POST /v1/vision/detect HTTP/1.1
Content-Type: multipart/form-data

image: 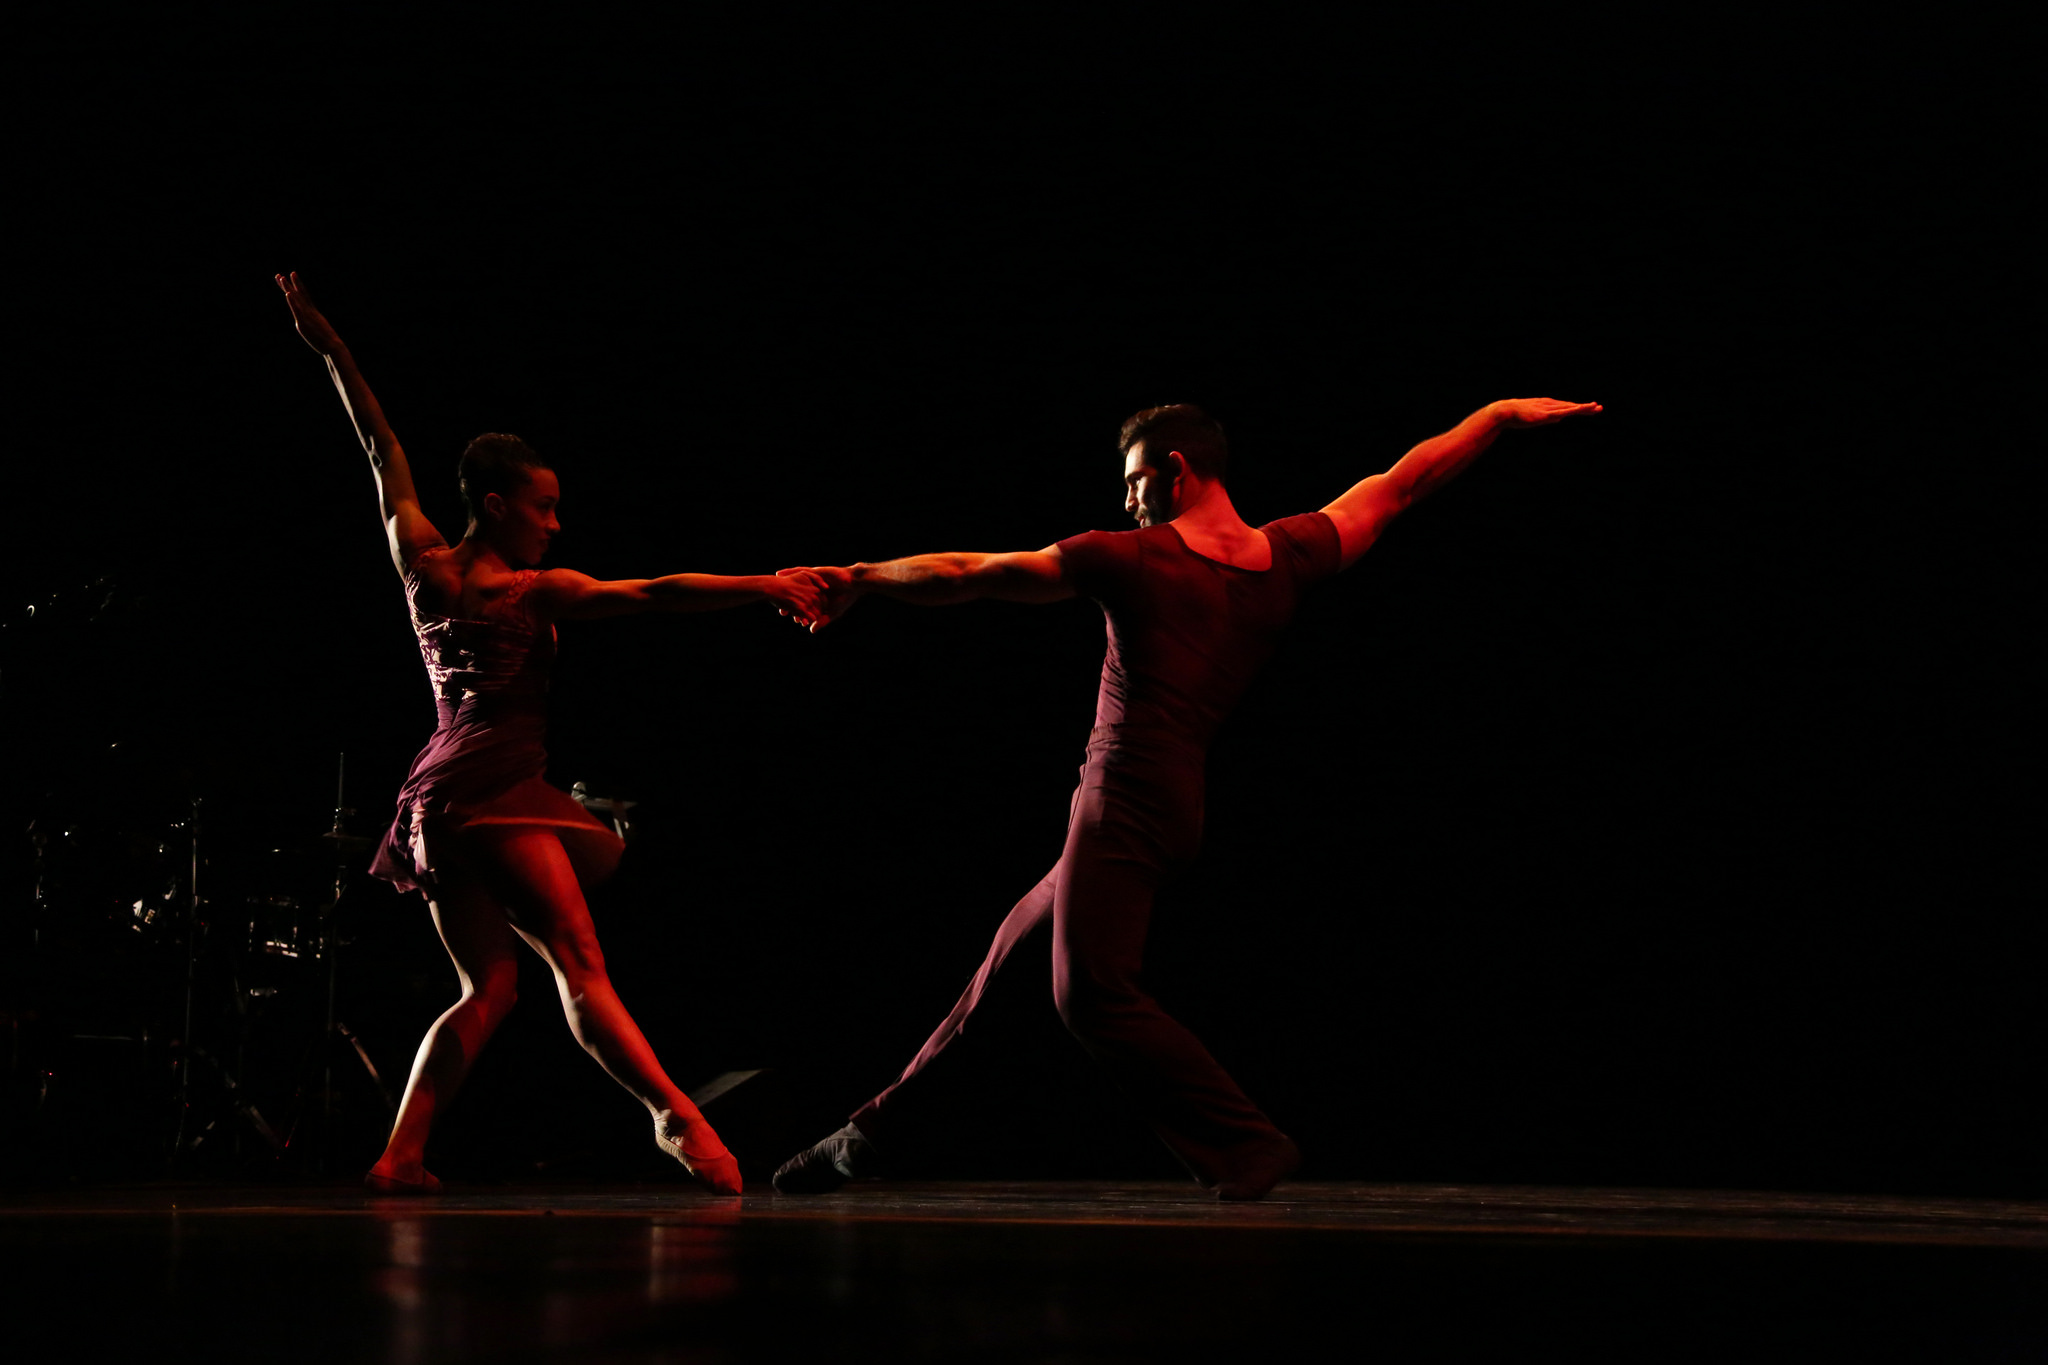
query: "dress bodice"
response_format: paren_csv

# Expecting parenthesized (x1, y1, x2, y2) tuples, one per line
(372, 552, 618, 897)
(404, 553, 555, 711)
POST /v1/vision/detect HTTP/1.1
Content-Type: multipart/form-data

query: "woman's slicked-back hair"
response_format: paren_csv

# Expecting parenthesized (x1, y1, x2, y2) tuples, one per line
(1117, 404, 1229, 482)
(458, 433, 551, 524)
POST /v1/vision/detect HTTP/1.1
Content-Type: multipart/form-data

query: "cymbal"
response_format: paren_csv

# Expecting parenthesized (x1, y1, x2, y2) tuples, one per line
(318, 830, 373, 851)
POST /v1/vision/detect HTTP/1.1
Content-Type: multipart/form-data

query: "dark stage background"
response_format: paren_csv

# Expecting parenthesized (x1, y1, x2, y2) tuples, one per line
(7, 21, 2034, 1194)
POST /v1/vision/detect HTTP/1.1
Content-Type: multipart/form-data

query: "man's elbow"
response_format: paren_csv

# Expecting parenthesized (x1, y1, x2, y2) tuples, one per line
(1371, 476, 1416, 519)
(933, 554, 997, 594)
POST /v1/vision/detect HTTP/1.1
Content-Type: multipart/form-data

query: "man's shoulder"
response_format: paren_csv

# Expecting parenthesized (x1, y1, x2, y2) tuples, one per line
(1058, 524, 1153, 543)
(1057, 524, 1160, 556)
(1259, 511, 1336, 537)
(1259, 512, 1342, 577)
(1056, 525, 1158, 593)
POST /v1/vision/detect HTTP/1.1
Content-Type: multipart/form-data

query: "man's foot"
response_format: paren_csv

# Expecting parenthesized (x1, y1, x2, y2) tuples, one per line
(1214, 1134, 1300, 1202)
(654, 1109, 743, 1195)
(772, 1123, 881, 1193)
(364, 1161, 443, 1195)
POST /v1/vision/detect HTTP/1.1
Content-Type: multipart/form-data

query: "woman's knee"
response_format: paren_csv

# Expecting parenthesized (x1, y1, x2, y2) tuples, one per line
(465, 964, 520, 1024)
(547, 931, 608, 992)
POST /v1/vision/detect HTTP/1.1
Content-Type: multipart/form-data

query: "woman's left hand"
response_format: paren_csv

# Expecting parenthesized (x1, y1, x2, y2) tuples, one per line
(769, 568, 830, 628)
(276, 270, 345, 355)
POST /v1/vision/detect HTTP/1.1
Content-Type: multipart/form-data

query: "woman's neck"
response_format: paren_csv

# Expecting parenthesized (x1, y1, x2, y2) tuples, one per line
(456, 531, 519, 572)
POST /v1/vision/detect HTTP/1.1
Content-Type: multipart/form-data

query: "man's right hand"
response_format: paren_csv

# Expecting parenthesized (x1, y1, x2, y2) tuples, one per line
(1488, 397, 1603, 427)
(778, 565, 860, 632)
(276, 270, 345, 356)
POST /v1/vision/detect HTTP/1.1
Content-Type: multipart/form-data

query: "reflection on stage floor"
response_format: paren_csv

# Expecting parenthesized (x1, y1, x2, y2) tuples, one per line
(4, 1181, 2040, 1361)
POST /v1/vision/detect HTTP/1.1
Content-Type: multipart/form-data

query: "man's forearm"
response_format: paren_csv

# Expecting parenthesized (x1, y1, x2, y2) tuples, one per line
(848, 554, 992, 606)
(1384, 403, 1509, 507)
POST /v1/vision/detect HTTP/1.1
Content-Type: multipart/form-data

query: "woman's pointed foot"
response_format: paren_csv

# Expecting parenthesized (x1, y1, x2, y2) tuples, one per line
(1214, 1134, 1301, 1202)
(364, 1162, 443, 1195)
(654, 1109, 743, 1195)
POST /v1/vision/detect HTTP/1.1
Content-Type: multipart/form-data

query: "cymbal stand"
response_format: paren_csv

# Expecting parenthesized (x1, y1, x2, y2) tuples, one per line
(170, 795, 203, 1162)
(303, 753, 395, 1173)
(320, 754, 350, 1149)
(569, 781, 637, 840)
(164, 794, 285, 1166)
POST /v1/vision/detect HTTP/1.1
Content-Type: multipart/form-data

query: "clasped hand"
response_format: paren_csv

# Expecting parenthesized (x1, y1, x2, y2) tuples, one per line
(775, 565, 858, 633)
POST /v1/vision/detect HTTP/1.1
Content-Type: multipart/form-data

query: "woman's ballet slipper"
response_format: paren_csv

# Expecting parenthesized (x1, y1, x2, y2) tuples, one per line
(364, 1166, 443, 1195)
(654, 1108, 743, 1195)
(1214, 1134, 1300, 1202)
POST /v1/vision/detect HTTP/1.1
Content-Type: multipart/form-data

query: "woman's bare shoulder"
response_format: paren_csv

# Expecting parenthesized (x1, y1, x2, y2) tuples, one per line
(406, 546, 468, 617)
(455, 558, 538, 620)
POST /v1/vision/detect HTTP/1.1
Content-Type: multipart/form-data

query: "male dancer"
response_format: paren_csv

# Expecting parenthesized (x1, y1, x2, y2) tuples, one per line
(775, 397, 1600, 1199)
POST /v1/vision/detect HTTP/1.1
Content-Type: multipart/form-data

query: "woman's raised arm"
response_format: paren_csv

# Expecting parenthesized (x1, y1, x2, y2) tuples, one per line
(277, 272, 448, 574)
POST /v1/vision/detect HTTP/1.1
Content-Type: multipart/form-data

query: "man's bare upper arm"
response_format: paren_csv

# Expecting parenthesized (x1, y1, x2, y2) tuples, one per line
(1320, 475, 1406, 570)
(981, 546, 1076, 602)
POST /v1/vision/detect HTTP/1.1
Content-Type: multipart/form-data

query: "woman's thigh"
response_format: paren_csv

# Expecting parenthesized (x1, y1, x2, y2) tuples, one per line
(426, 878, 521, 995)
(468, 826, 604, 977)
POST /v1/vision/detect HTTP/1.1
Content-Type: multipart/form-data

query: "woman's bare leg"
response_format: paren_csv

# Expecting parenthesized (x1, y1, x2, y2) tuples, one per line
(478, 827, 738, 1190)
(369, 879, 521, 1187)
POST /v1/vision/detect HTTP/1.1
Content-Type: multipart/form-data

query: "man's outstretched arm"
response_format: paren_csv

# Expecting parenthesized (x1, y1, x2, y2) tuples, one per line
(782, 547, 1074, 631)
(1320, 398, 1601, 569)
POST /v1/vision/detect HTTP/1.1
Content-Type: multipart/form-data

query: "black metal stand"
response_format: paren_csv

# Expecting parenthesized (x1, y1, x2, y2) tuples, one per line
(169, 795, 203, 1162)
(297, 753, 395, 1173)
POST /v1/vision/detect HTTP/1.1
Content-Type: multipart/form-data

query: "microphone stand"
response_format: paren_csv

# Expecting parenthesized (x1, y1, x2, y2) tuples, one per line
(170, 794, 203, 1164)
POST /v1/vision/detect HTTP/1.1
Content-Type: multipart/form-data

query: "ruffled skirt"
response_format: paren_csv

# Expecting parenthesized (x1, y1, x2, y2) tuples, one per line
(369, 707, 624, 897)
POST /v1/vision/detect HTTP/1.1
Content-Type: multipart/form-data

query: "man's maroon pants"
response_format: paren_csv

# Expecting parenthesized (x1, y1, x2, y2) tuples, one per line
(852, 727, 1288, 1186)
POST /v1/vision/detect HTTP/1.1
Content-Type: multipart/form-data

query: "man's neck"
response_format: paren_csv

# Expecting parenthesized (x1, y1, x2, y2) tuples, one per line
(1168, 480, 1270, 567)
(1171, 479, 1252, 537)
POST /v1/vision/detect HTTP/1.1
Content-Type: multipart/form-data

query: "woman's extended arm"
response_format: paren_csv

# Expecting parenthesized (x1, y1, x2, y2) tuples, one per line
(529, 569, 828, 624)
(276, 272, 448, 574)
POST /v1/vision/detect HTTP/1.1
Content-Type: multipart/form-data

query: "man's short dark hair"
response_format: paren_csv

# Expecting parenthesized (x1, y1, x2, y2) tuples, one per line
(1117, 405, 1229, 482)
(458, 433, 551, 524)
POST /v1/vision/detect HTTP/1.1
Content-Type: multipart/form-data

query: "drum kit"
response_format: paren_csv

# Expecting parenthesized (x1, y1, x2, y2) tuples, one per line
(15, 754, 400, 1175)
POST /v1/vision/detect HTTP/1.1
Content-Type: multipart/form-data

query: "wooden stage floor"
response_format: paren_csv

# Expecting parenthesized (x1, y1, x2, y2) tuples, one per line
(3, 1180, 2041, 1361)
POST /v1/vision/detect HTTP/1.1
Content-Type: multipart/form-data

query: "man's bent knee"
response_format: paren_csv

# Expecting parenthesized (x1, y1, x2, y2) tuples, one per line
(1054, 977, 1142, 1042)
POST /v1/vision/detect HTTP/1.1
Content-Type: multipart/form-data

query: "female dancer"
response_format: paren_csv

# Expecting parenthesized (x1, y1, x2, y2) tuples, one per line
(277, 272, 821, 1195)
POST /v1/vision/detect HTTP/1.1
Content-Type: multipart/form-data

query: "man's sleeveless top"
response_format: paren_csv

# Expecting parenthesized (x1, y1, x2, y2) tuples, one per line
(1056, 513, 1342, 754)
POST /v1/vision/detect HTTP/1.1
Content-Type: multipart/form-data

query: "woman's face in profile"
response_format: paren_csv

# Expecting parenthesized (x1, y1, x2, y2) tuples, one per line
(487, 468, 561, 566)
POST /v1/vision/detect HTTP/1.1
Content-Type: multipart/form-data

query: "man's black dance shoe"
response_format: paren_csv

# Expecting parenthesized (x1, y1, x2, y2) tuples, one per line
(1214, 1134, 1301, 1202)
(772, 1123, 881, 1193)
